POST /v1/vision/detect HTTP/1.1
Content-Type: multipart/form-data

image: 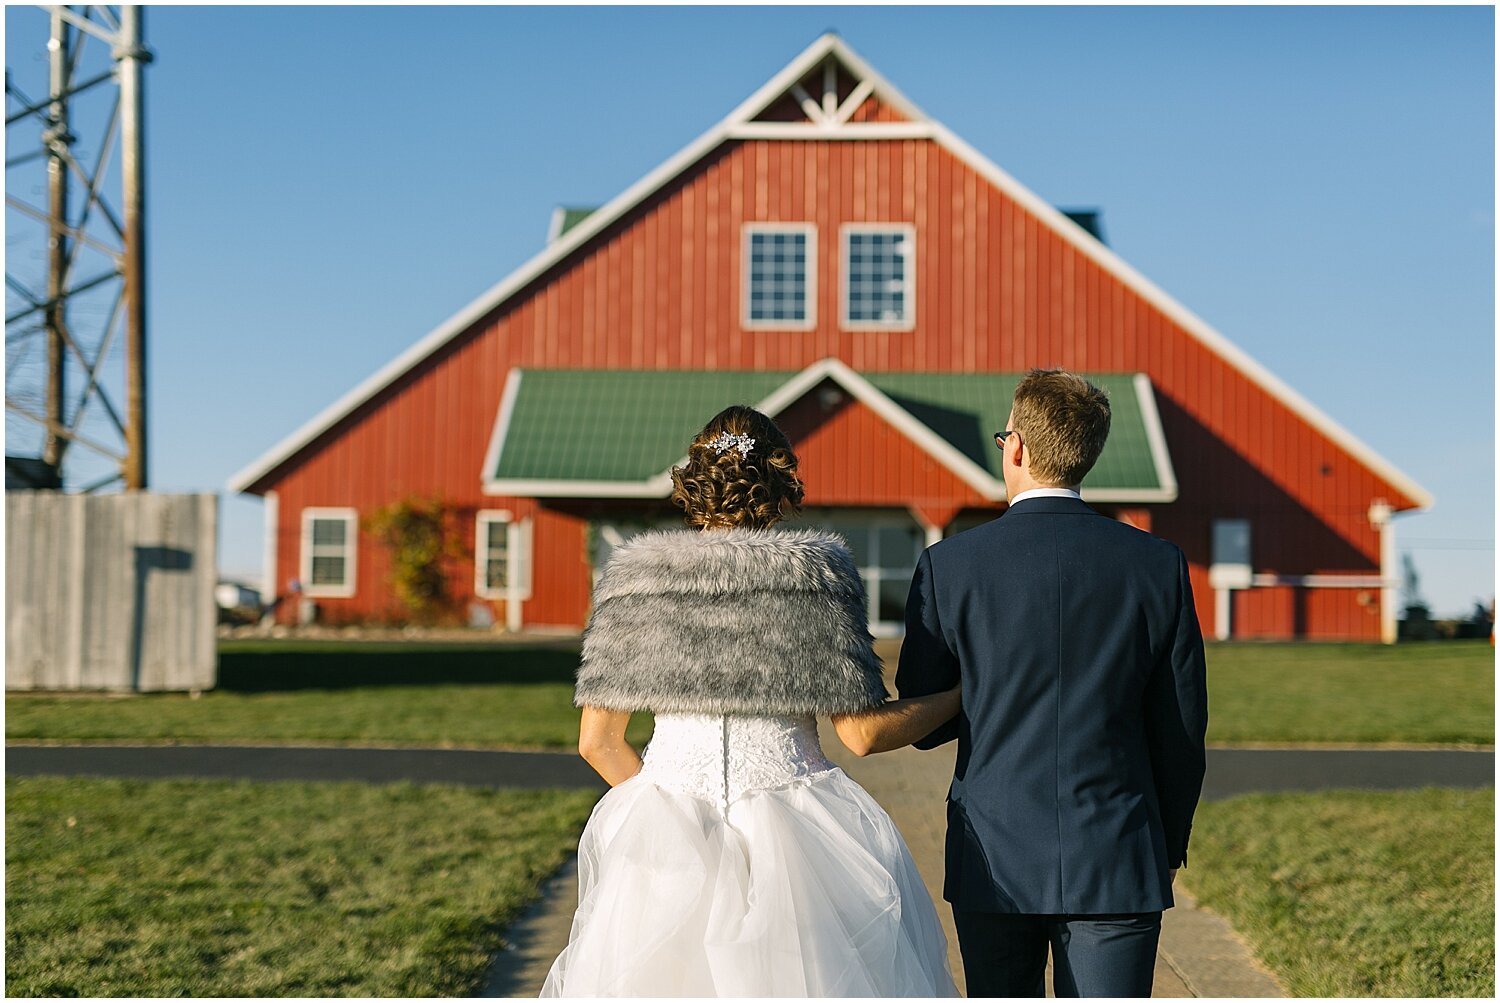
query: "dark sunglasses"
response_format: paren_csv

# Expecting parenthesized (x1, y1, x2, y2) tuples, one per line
(993, 430, 1017, 450)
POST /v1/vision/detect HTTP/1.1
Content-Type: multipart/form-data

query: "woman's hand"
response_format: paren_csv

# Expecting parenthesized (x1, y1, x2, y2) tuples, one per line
(831, 682, 962, 757)
(578, 706, 643, 786)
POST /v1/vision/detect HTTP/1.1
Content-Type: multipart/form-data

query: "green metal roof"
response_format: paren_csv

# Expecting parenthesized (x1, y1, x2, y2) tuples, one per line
(1058, 209, 1106, 245)
(493, 370, 789, 482)
(488, 367, 1170, 497)
(864, 372, 1151, 491)
(556, 207, 598, 239)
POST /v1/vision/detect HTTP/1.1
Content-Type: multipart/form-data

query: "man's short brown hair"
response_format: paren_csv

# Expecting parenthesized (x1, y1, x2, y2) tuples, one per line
(1010, 369, 1112, 487)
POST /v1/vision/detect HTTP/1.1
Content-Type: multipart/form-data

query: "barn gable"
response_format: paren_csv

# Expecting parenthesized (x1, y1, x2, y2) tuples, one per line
(746, 45, 913, 127)
(228, 32, 1428, 520)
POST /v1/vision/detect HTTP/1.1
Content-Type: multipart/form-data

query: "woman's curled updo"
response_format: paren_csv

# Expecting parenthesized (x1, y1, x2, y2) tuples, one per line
(670, 406, 805, 530)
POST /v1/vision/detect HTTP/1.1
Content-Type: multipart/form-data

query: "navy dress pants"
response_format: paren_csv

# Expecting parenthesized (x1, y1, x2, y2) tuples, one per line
(953, 909, 1163, 998)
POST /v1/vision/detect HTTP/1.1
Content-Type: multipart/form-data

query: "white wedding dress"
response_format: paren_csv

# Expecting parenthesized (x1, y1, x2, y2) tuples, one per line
(540, 712, 959, 997)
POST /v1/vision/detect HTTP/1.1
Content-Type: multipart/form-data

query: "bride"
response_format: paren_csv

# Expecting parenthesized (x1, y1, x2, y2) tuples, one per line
(540, 405, 961, 997)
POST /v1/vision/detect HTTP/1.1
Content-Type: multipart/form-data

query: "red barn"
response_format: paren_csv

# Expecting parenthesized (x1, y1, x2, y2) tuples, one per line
(229, 34, 1430, 642)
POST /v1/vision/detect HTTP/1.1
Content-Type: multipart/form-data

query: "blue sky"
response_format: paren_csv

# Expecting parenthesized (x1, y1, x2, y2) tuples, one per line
(5, 5, 1493, 616)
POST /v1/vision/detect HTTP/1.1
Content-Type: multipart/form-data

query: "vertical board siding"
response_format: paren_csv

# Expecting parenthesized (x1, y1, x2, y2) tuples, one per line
(259, 138, 1406, 639)
(777, 392, 988, 519)
(7, 492, 218, 691)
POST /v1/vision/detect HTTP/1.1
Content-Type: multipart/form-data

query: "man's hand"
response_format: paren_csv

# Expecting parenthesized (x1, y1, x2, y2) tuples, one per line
(1169, 868, 1179, 886)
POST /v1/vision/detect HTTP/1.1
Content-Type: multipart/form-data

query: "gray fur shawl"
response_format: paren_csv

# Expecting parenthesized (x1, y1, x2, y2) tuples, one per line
(574, 527, 887, 716)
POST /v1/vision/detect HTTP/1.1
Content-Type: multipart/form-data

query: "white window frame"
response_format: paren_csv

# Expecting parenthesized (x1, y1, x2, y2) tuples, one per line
(798, 508, 924, 637)
(742, 222, 817, 331)
(300, 507, 358, 599)
(475, 509, 533, 601)
(840, 223, 916, 332)
(589, 518, 683, 588)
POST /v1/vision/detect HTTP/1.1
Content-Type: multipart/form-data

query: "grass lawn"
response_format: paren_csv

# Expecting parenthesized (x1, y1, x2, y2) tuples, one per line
(6, 640, 654, 749)
(1181, 787, 1494, 997)
(1203, 641, 1493, 746)
(5, 638, 1491, 749)
(6, 776, 599, 996)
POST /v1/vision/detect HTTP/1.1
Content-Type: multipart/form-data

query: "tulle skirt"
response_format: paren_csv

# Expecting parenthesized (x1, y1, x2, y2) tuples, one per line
(539, 766, 958, 997)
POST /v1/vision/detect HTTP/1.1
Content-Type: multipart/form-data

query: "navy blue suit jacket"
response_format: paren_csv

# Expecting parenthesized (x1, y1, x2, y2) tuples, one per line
(896, 495, 1208, 915)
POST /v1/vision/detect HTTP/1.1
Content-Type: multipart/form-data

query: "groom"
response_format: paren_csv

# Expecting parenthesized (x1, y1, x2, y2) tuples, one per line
(896, 369, 1208, 998)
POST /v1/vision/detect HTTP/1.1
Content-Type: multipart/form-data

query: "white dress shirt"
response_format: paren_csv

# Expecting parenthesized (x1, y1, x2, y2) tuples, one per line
(1007, 487, 1082, 505)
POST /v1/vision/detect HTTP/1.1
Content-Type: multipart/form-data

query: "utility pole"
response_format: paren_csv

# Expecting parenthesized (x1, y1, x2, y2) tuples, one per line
(43, 7, 71, 474)
(119, 4, 147, 489)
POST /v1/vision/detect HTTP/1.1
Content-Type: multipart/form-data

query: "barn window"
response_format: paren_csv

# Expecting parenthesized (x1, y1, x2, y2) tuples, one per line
(301, 508, 357, 598)
(802, 509, 923, 637)
(841, 224, 914, 330)
(476, 510, 532, 601)
(743, 223, 816, 330)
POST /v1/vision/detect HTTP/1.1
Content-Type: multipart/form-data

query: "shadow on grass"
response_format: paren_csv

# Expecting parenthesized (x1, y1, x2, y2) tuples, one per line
(217, 643, 582, 693)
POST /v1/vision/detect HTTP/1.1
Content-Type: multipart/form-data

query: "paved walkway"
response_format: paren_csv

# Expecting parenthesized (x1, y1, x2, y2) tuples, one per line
(1200, 747, 1494, 799)
(9, 742, 1491, 796)
(479, 725, 1292, 998)
(12, 741, 1489, 997)
(4, 743, 607, 789)
(813, 723, 1287, 997)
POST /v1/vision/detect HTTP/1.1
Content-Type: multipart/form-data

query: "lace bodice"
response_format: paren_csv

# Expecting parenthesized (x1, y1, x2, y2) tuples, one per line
(639, 713, 836, 809)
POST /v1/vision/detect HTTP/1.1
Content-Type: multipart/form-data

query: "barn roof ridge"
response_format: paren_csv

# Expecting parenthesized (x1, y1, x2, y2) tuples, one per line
(226, 33, 1431, 511)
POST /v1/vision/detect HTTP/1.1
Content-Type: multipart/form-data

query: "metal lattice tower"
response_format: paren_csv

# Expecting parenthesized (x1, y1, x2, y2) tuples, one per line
(5, 5, 150, 491)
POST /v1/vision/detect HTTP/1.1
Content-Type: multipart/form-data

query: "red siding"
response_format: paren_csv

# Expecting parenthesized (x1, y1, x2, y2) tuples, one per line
(1234, 584, 1383, 642)
(847, 93, 909, 124)
(260, 138, 1413, 639)
(778, 389, 988, 529)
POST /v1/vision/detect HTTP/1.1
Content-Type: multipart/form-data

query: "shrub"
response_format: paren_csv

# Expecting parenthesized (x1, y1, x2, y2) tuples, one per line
(364, 496, 468, 626)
